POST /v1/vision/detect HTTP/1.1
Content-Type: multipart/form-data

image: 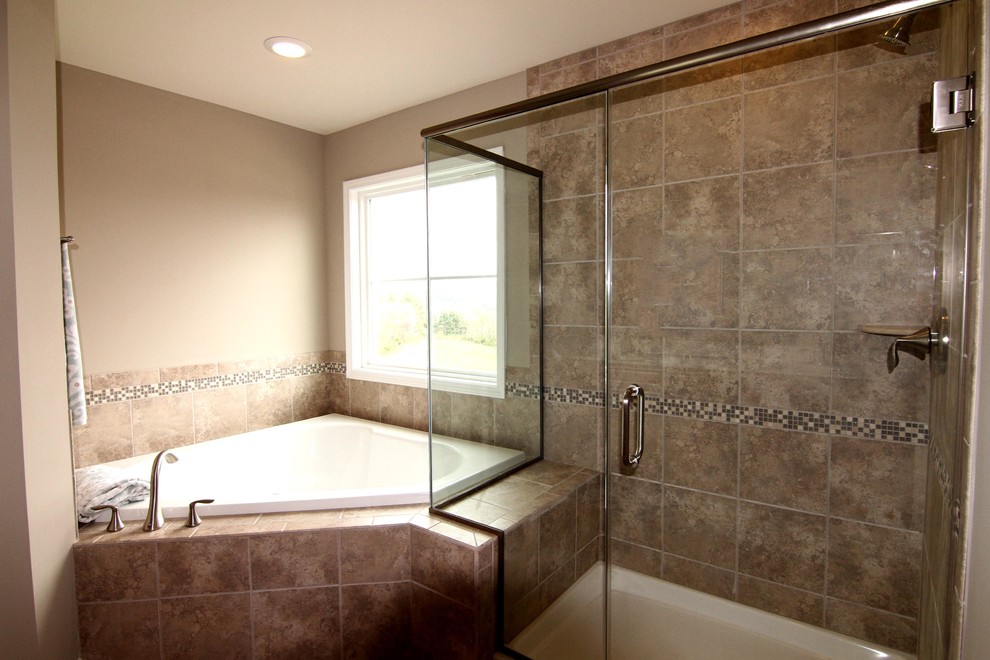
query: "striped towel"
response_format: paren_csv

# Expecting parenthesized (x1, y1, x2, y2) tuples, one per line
(75, 464, 149, 523)
(61, 241, 87, 426)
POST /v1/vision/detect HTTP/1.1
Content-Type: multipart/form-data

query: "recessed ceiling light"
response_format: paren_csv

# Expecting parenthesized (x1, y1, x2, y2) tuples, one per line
(263, 36, 312, 59)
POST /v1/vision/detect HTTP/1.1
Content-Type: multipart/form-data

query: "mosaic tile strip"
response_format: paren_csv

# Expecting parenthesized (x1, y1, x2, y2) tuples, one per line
(87, 361, 346, 405)
(545, 386, 929, 444)
(506, 382, 542, 399)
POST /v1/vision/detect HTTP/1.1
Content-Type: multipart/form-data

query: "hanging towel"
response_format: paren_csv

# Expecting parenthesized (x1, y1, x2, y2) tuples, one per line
(61, 241, 87, 426)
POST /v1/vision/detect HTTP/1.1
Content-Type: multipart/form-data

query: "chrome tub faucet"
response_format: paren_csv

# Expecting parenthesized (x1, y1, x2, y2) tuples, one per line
(143, 449, 178, 531)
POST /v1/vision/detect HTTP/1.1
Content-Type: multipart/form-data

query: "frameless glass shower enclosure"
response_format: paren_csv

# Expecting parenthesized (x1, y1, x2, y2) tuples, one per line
(424, 0, 977, 657)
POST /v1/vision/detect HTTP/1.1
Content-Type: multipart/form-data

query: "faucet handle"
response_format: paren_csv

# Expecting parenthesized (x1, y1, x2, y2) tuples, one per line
(185, 499, 215, 528)
(91, 504, 125, 533)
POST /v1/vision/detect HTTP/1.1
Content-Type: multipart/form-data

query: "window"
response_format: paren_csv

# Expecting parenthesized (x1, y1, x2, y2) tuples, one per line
(343, 155, 504, 397)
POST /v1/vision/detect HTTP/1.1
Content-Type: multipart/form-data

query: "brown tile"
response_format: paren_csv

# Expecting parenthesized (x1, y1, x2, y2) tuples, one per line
(449, 392, 494, 444)
(664, 487, 735, 568)
(664, 417, 737, 495)
(540, 492, 577, 581)
(246, 379, 292, 431)
(544, 401, 603, 472)
(158, 537, 249, 596)
(131, 393, 194, 454)
(538, 47, 597, 76)
(91, 368, 159, 390)
(543, 261, 600, 327)
(831, 438, 927, 531)
(742, 162, 834, 249)
(662, 553, 735, 600)
(252, 587, 340, 660)
(835, 151, 937, 245)
(514, 460, 581, 488)
(543, 196, 599, 263)
(665, 2, 742, 35)
(348, 378, 380, 422)
(493, 395, 542, 457)
(339, 526, 409, 583)
(665, 17, 743, 60)
(410, 583, 476, 660)
(739, 331, 831, 411)
(740, 426, 828, 513)
(73, 543, 157, 602)
(743, 0, 835, 36)
(831, 332, 930, 422)
(611, 475, 663, 550)
(340, 583, 412, 660)
(834, 242, 934, 332)
(541, 558, 578, 612)
(193, 386, 246, 442)
(504, 587, 541, 642)
(738, 502, 826, 591)
(539, 60, 600, 94)
(611, 186, 662, 260)
(664, 97, 742, 182)
(78, 600, 160, 660)
(825, 598, 919, 653)
(828, 518, 923, 616)
(740, 248, 832, 330)
(160, 593, 252, 659)
(836, 53, 937, 158)
(290, 373, 334, 422)
(250, 530, 339, 589)
(576, 476, 602, 549)
(654, 242, 740, 329)
(440, 497, 511, 526)
(504, 516, 539, 605)
(664, 176, 741, 249)
(541, 127, 601, 200)
(744, 77, 833, 170)
(611, 539, 663, 579)
(611, 113, 663, 190)
(537, 95, 602, 138)
(737, 575, 824, 625)
(410, 526, 476, 606)
(380, 383, 417, 429)
(664, 60, 744, 111)
(161, 362, 217, 382)
(662, 328, 740, 405)
(71, 401, 133, 467)
(608, 77, 665, 122)
(741, 37, 834, 91)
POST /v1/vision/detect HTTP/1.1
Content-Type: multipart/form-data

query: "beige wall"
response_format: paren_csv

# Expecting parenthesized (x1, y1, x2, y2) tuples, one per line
(0, 0, 79, 657)
(323, 73, 526, 350)
(59, 64, 329, 374)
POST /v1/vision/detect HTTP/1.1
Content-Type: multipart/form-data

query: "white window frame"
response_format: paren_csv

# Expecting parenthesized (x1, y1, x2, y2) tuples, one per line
(343, 154, 506, 397)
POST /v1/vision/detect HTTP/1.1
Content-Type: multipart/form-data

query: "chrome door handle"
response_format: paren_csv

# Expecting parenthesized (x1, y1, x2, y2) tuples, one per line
(621, 384, 645, 468)
(887, 327, 937, 373)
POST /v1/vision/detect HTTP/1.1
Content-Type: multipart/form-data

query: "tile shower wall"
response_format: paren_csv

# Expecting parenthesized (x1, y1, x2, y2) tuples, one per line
(529, 0, 939, 653)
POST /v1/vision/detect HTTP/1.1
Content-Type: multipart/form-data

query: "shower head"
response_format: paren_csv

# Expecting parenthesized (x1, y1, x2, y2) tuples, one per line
(879, 14, 916, 49)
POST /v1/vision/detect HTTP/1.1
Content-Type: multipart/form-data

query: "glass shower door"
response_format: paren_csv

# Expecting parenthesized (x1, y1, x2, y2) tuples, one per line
(605, 12, 941, 658)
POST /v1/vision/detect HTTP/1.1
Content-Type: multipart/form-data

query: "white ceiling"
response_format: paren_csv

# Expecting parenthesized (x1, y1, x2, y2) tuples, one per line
(55, 0, 732, 135)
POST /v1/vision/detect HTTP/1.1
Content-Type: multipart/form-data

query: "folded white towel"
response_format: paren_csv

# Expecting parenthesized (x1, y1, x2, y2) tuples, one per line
(75, 465, 150, 523)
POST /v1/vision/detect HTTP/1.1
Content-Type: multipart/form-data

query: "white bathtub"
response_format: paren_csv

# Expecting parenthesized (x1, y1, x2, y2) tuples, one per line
(92, 413, 526, 522)
(511, 563, 915, 660)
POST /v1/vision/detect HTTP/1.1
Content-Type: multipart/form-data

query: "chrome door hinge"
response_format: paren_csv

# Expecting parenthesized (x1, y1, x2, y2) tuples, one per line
(932, 74, 975, 133)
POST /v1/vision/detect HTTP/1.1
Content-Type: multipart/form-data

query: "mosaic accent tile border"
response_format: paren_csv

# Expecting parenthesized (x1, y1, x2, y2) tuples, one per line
(87, 361, 346, 405)
(506, 382, 543, 399)
(545, 385, 930, 444)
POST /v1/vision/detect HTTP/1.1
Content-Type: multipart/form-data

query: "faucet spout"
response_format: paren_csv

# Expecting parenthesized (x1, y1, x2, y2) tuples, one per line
(143, 450, 178, 531)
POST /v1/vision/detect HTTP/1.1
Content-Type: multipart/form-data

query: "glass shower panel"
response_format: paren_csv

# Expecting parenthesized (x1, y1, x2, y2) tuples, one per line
(425, 134, 543, 504)
(606, 13, 939, 658)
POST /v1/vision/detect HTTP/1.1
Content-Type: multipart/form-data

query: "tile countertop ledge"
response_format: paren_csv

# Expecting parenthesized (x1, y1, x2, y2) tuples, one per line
(76, 503, 496, 550)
